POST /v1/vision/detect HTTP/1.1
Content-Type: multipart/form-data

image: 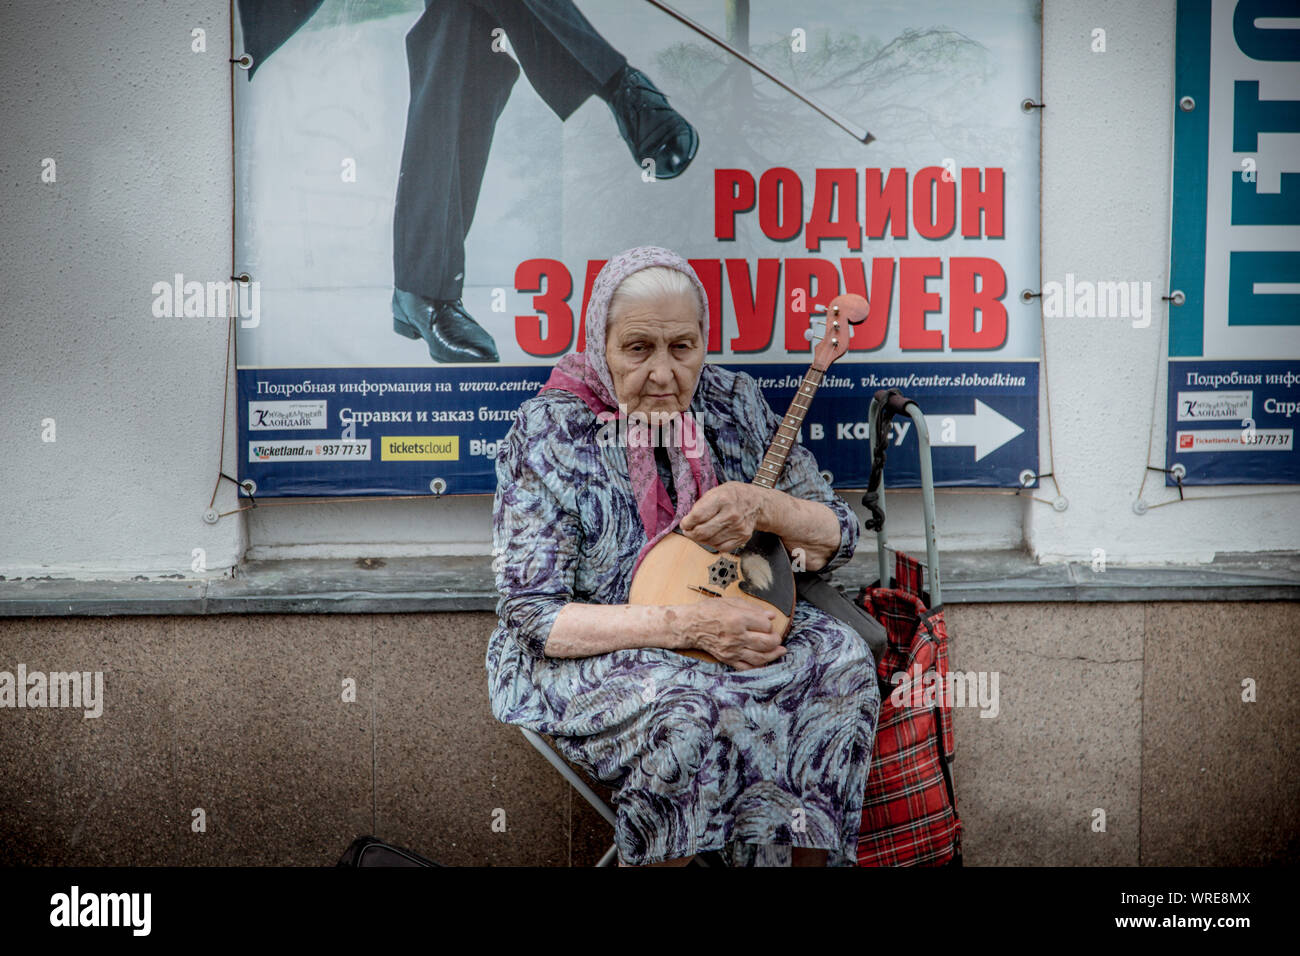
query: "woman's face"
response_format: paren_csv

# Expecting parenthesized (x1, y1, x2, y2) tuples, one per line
(605, 291, 706, 417)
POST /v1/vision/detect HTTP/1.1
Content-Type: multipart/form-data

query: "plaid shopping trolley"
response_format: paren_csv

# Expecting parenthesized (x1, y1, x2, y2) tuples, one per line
(854, 389, 962, 867)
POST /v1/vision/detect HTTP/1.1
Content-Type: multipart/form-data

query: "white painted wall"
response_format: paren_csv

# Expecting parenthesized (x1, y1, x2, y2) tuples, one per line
(1032, 0, 1300, 563)
(0, 0, 1296, 579)
(1, 0, 249, 579)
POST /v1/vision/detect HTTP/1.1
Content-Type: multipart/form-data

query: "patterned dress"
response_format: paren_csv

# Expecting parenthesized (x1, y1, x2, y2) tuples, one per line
(486, 363, 881, 866)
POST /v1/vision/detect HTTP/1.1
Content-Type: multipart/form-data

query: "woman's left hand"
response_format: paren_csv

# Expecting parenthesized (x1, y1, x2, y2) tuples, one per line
(679, 482, 769, 552)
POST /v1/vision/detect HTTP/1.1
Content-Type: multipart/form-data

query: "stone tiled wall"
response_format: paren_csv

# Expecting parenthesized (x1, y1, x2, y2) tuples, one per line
(1, 603, 1296, 866)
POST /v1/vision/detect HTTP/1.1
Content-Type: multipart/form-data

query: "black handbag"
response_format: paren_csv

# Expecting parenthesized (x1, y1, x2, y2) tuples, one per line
(794, 570, 887, 658)
(336, 835, 443, 867)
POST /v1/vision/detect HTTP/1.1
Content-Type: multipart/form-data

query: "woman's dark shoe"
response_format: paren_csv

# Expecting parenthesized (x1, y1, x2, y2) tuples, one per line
(392, 289, 499, 363)
(607, 66, 699, 180)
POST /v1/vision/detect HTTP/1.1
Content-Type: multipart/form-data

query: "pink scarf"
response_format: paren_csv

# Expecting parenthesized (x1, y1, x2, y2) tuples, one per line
(539, 246, 719, 573)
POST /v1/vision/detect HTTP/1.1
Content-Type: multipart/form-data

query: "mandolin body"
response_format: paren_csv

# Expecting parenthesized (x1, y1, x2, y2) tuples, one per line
(628, 529, 796, 663)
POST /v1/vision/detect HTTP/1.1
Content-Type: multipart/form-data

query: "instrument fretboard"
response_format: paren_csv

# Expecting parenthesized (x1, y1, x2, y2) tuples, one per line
(752, 366, 825, 490)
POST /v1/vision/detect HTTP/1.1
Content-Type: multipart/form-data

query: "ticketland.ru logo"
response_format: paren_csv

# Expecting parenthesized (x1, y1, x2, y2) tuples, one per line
(1176, 429, 1293, 452)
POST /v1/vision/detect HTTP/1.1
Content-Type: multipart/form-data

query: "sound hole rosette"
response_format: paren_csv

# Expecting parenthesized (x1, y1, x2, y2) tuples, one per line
(707, 556, 739, 588)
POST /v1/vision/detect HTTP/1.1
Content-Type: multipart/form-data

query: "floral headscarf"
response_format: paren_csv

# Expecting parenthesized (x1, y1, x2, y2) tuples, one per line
(539, 246, 719, 572)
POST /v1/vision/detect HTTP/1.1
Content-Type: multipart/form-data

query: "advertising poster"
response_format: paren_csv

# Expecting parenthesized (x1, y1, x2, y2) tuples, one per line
(233, 0, 1042, 496)
(1167, 0, 1300, 485)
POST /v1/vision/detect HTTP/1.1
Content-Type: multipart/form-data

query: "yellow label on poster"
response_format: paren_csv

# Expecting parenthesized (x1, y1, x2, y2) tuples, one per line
(381, 436, 459, 461)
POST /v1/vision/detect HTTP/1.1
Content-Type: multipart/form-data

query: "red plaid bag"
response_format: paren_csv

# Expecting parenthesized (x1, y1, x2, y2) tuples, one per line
(855, 549, 961, 866)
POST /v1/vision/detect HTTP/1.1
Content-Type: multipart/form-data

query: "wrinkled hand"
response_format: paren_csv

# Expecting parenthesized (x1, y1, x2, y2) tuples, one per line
(669, 598, 786, 670)
(680, 481, 767, 553)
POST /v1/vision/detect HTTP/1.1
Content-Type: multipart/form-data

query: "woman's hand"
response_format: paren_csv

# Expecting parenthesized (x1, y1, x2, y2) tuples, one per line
(667, 598, 787, 670)
(679, 482, 768, 553)
(683, 480, 843, 573)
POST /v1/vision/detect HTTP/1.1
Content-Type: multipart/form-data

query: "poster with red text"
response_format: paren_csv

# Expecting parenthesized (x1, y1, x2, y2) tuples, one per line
(233, 0, 1042, 496)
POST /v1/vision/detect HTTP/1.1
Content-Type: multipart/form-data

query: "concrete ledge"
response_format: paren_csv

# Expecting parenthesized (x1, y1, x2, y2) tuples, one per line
(1, 549, 1297, 616)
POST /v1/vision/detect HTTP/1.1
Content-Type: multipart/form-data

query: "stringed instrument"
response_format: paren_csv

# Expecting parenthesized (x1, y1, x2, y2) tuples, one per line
(627, 293, 870, 664)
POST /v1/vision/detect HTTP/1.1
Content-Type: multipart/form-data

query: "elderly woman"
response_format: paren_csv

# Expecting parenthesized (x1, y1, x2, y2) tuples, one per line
(486, 245, 880, 867)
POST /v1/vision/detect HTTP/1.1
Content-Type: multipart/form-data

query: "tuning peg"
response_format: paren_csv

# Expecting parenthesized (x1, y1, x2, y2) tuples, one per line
(803, 328, 814, 341)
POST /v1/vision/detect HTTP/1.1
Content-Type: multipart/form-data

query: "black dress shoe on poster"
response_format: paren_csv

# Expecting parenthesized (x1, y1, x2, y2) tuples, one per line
(607, 66, 699, 180)
(392, 289, 499, 363)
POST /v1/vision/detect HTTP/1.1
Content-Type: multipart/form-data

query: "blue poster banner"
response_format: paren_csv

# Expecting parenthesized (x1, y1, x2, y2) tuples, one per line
(238, 359, 1038, 496)
(1167, 0, 1300, 484)
(1166, 360, 1298, 484)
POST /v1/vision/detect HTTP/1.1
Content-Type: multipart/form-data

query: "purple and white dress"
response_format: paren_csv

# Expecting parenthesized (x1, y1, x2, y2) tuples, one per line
(485, 363, 880, 866)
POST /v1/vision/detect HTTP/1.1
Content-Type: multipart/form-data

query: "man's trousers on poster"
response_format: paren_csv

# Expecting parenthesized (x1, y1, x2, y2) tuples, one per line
(396, 0, 626, 302)
(237, 0, 696, 363)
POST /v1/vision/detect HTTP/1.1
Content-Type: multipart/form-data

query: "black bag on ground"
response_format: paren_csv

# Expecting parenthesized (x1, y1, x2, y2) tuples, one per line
(337, 835, 443, 867)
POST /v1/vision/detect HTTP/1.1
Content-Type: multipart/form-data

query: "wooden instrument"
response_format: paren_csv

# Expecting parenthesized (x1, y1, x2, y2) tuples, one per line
(627, 293, 870, 664)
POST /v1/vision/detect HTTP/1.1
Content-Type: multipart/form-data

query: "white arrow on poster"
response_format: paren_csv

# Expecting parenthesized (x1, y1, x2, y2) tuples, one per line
(925, 400, 1024, 461)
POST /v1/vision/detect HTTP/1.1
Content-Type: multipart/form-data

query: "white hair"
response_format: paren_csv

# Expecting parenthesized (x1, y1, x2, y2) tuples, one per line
(608, 266, 706, 330)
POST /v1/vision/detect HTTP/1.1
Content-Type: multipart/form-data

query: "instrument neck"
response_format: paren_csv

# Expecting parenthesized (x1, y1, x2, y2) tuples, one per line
(753, 366, 825, 489)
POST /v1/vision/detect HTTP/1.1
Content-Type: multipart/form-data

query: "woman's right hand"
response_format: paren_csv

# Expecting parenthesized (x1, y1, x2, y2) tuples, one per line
(668, 599, 787, 670)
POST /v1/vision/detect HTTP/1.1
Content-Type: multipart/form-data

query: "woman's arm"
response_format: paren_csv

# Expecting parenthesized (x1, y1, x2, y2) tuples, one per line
(544, 599, 786, 670)
(677, 369, 863, 572)
(678, 483, 842, 572)
(544, 603, 687, 657)
(755, 486, 842, 571)
(494, 397, 788, 668)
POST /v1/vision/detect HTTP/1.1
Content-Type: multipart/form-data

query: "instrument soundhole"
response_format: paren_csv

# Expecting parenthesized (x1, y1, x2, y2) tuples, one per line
(707, 556, 739, 589)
